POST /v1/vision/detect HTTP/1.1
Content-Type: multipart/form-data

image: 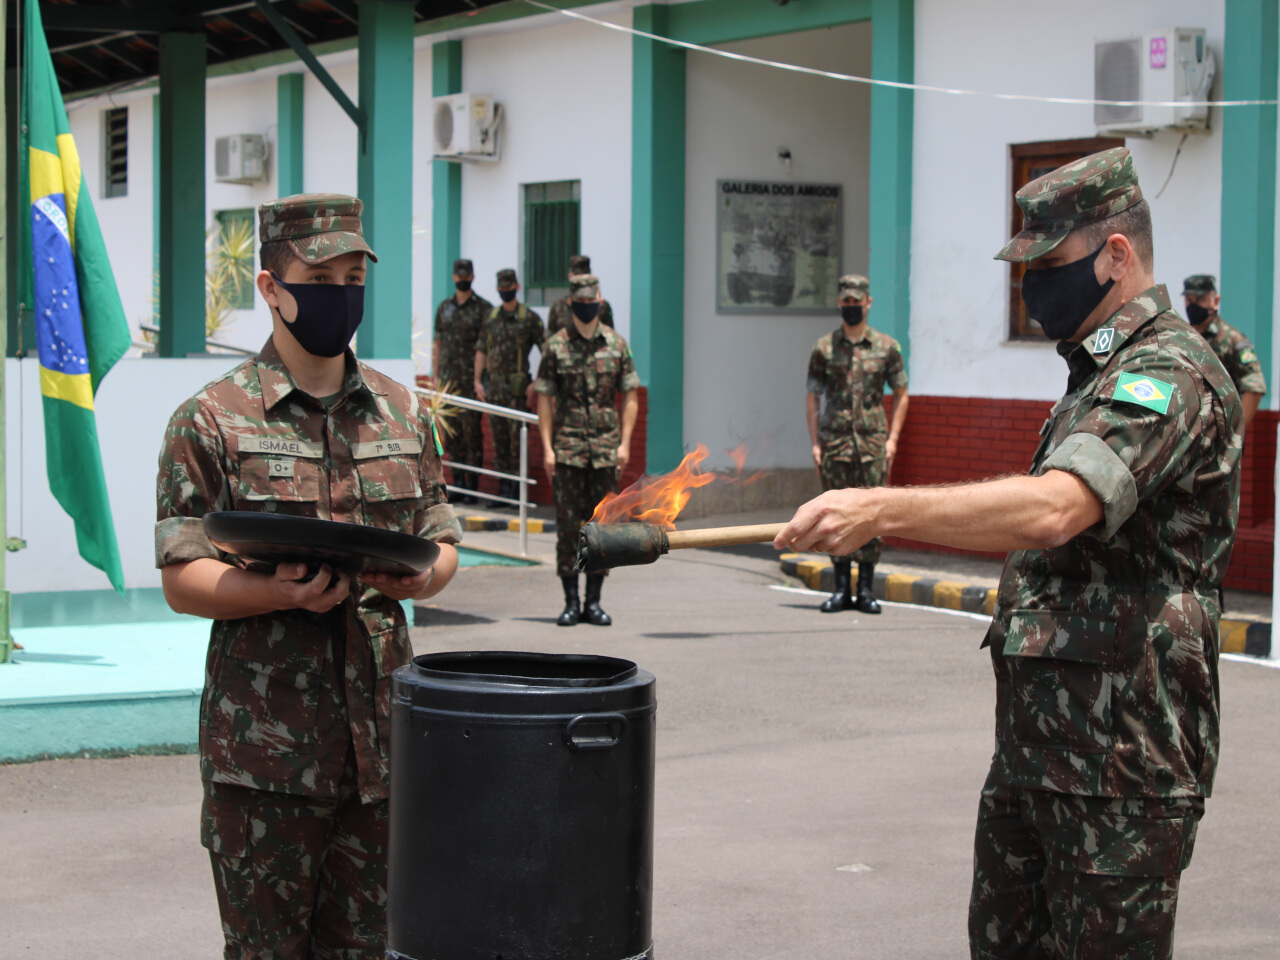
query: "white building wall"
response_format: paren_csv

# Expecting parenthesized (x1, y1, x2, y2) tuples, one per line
(683, 24, 873, 469)
(911, 0, 1226, 401)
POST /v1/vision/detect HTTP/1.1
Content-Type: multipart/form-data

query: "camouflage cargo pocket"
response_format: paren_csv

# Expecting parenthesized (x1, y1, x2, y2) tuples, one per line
(200, 791, 251, 856)
(356, 456, 422, 531)
(206, 654, 323, 747)
(235, 456, 321, 505)
(1004, 609, 1116, 754)
(1072, 813, 1199, 877)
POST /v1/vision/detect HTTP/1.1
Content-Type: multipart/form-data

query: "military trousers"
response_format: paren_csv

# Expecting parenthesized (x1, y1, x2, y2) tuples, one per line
(968, 770, 1202, 960)
(444, 380, 484, 477)
(487, 390, 527, 476)
(818, 451, 886, 564)
(200, 749, 390, 960)
(553, 464, 619, 577)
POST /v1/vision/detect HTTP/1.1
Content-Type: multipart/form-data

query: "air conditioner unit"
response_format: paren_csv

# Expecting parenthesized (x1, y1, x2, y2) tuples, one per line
(1094, 29, 1215, 135)
(215, 134, 268, 184)
(432, 92, 500, 159)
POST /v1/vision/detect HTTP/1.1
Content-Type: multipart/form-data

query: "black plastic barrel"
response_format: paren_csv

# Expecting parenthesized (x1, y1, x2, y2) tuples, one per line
(386, 651, 657, 960)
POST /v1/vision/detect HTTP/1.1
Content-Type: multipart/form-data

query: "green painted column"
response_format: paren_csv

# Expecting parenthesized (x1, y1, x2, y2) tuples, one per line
(357, 0, 415, 360)
(432, 39, 462, 345)
(1221, 0, 1278, 406)
(152, 93, 160, 287)
(276, 74, 305, 197)
(631, 5, 686, 473)
(869, 0, 913, 370)
(157, 32, 207, 358)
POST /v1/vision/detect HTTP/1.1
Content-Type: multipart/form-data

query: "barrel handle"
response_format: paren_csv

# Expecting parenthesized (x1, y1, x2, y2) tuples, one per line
(564, 713, 627, 751)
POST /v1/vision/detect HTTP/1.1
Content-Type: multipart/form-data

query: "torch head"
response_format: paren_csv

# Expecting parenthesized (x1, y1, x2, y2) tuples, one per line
(574, 522, 669, 573)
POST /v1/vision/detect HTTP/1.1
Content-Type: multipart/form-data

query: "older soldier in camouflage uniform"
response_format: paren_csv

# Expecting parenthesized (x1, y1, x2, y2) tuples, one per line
(156, 193, 463, 960)
(474, 268, 545, 508)
(1183, 273, 1267, 431)
(433, 258, 492, 503)
(806, 274, 909, 614)
(536, 274, 640, 626)
(776, 148, 1241, 960)
(545, 253, 614, 339)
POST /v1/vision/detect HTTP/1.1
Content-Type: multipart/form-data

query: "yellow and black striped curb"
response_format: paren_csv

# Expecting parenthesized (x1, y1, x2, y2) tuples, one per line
(463, 516, 555, 534)
(1220, 618, 1272, 658)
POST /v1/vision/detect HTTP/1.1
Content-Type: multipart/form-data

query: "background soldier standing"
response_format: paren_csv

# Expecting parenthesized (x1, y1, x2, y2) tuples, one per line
(806, 274, 909, 614)
(433, 257, 492, 503)
(155, 194, 462, 959)
(775, 148, 1241, 959)
(1183, 273, 1266, 431)
(536, 274, 639, 627)
(545, 253, 614, 339)
(475, 268, 545, 507)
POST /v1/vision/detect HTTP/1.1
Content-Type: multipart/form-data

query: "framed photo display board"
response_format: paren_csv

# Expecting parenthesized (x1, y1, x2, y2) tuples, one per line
(716, 179, 843, 314)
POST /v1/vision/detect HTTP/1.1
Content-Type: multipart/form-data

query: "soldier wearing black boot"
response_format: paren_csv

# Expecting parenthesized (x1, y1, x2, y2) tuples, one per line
(807, 275, 909, 614)
(535, 275, 640, 626)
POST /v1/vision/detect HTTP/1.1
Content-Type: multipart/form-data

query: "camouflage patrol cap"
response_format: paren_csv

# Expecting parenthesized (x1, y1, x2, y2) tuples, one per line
(995, 147, 1143, 263)
(569, 274, 600, 300)
(569, 254, 591, 275)
(453, 258, 474, 277)
(1182, 274, 1217, 296)
(837, 274, 869, 302)
(496, 268, 518, 289)
(258, 193, 377, 264)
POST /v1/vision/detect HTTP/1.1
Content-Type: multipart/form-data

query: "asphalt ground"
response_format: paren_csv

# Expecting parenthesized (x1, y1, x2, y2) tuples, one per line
(2, 545, 1278, 959)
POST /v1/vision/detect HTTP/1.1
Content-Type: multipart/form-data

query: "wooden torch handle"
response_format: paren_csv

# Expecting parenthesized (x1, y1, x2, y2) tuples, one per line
(664, 523, 787, 551)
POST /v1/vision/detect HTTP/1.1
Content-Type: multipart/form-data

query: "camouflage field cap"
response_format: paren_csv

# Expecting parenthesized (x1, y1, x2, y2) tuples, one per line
(1183, 274, 1217, 296)
(570, 274, 600, 300)
(995, 147, 1143, 263)
(258, 193, 377, 264)
(453, 258, 474, 277)
(569, 254, 591, 275)
(837, 274, 869, 302)
(496, 268, 518, 289)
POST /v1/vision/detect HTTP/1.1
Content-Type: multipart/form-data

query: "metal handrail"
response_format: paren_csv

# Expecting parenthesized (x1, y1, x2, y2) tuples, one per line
(415, 388, 539, 423)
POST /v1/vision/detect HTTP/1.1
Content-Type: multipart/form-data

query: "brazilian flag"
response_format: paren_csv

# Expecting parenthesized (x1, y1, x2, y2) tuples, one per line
(19, 1, 131, 592)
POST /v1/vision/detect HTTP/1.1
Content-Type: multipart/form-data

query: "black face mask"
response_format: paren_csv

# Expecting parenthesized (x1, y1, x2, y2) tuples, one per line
(499, 288, 518, 304)
(455, 279, 472, 293)
(1185, 302, 1212, 326)
(271, 274, 364, 358)
(571, 301, 601, 323)
(840, 305, 863, 325)
(1021, 242, 1115, 341)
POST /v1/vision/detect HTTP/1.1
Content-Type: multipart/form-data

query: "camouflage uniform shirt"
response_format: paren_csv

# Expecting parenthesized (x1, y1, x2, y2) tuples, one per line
(434, 293, 493, 392)
(807, 325, 907, 462)
(984, 286, 1242, 800)
(1200, 314, 1267, 395)
(155, 338, 462, 803)
(546, 296, 614, 339)
(534, 324, 641, 468)
(479, 304, 545, 397)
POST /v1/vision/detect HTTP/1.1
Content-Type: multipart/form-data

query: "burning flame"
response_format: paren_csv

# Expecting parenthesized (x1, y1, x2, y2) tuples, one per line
(590, 442, 767, 529)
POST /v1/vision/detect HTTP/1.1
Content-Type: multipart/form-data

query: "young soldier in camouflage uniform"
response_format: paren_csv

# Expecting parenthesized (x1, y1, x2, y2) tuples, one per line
(433, 258, 492, 503)
(475, 268, 545, 507)
(806, 274, 909, 614)
(536, 274, 640, 626)
(776, 148, 1241, 960)
(545, 253, 614, 340)
(1183, 273, 1267, 431)
(155, 194, 463, 960)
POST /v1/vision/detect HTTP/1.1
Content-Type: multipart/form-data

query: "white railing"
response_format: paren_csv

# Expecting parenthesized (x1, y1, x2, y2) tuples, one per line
(416, 389, 539, 557)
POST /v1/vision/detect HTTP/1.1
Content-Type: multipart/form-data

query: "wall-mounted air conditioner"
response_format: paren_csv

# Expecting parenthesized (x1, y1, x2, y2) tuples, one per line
(215, 134, 268, 184)
(1094, 29, 1215, 135)
(432, 93, 501, 161)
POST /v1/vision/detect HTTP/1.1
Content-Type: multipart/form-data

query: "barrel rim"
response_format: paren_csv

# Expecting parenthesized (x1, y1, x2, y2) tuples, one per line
(410, 651, 638, 688)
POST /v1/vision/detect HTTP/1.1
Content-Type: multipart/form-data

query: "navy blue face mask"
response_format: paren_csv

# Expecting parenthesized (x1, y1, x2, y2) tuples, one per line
(840, 305, 863, 325)
(1021, 242, 1115, 341)
(571, 301, 601, 323)
(271, 274, 364, 358)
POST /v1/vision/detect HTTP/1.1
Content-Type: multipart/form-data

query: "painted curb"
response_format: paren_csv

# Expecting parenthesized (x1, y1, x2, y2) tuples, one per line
(463, 516, 556, 534)
(777, 554, 1273, 657)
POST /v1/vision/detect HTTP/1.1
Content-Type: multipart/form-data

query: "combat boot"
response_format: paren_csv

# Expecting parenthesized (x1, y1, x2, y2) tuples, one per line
(557, 575, 581, 626)
(820, 558, 856, 612)
(581, 574, 612, 626)
(853, 563, 881, 614)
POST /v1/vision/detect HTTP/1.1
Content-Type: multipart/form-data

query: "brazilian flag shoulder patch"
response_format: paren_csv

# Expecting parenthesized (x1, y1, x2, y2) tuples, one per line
(1112, 372, 1174, 414)
(430, 420, 444, 456)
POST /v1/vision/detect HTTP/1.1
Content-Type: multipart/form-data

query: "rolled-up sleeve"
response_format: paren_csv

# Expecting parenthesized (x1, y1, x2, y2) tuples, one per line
(1040, 433, 1137, 539)
(154, 398, 227, 567)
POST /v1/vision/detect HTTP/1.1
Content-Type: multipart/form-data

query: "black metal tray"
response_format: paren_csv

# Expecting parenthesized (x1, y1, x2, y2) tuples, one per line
(203, 512, 439, 576)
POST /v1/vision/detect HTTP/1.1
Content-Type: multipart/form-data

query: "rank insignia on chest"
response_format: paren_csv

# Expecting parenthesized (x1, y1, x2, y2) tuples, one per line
(1112, 372, 1173, 414)
(1092, 328, 1116, 354)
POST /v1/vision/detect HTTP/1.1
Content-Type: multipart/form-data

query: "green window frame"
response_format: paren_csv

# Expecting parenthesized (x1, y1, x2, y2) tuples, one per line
(213, 208, 256, 311)
(522, 180, 581, 307)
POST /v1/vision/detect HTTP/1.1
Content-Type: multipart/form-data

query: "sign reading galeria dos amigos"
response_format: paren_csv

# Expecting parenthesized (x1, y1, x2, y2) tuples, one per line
(716, 180, 843, 315)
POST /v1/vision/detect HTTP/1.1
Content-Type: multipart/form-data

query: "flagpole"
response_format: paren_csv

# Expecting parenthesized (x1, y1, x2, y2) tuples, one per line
(0, 0, 12, 664)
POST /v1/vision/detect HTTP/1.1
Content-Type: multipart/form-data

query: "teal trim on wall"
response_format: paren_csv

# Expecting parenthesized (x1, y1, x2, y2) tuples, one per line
(665, 0, 871, 46)
(152, 93, 160, 289)
(276, 74, 305, 197)
(356, 1, 415, 360)
(1221, 1, 1277, 405)
(432, 39, 463, 359)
